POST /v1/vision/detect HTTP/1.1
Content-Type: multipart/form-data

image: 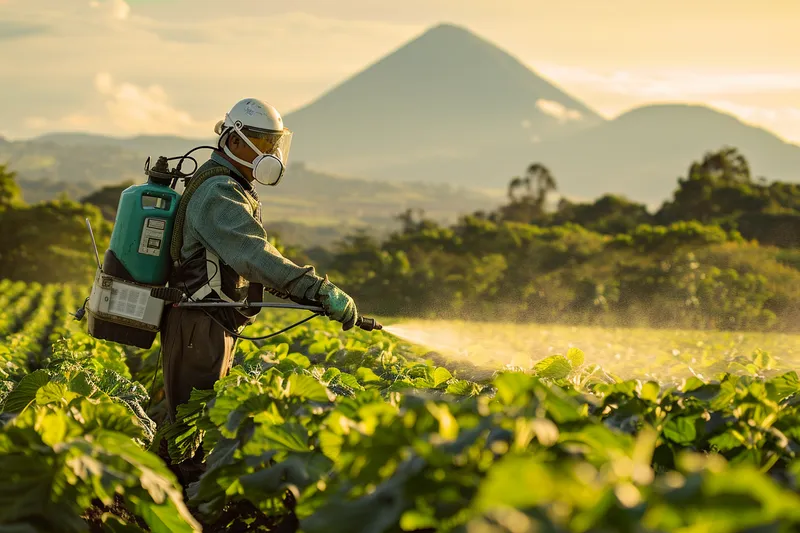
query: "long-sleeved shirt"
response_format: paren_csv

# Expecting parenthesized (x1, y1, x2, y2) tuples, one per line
(180, 151, 323, 302)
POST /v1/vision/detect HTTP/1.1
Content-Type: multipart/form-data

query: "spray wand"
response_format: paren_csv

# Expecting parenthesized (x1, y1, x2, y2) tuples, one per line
(173, 300, 382, 332)
(150, 286, 382, 334)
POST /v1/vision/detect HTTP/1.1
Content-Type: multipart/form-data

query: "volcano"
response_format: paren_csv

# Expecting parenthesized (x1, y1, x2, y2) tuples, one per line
(284, 23, 604, 178)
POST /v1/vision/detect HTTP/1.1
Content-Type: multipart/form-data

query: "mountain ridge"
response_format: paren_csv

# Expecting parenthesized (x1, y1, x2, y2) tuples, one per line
(412, 102, 800, 203)
(22, 102, 800, 151)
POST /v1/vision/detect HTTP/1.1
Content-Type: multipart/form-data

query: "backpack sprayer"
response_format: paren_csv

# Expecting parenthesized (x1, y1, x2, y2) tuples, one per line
(74, 149, 381, 350)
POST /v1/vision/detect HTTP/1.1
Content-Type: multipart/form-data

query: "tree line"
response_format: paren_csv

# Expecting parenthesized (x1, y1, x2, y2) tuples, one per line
(319, 147, 800, 332)
(485, 147, 800, 248)
(0, 165, 111, 285)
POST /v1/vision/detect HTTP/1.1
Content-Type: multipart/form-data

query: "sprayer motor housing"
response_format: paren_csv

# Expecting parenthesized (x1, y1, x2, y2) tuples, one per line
(85, 268, 167, 348)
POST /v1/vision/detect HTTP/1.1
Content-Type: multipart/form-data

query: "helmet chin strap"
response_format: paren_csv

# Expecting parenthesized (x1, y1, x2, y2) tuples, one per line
(223, 144, 255, 170)
(222, 120, 284, 186)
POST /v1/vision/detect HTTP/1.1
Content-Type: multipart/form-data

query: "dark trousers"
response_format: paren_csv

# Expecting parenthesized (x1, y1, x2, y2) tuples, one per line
(159, 306, 235, 484)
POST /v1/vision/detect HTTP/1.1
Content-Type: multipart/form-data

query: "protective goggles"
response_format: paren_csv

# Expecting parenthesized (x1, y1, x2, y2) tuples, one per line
(223, 115, 293, 186)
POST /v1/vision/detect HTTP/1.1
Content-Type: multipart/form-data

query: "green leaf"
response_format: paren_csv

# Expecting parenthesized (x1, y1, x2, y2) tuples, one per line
(474, 454, 554, 511)
(355, 367, 382, 384)
(533, 355, 572, 380)
(710, 380, 738, 411)
(285, 374, 331, 403)
(96, 370, 148, 407)
(663, 416, 698, 445)
(708, 432, 742, 453)
(80, 399, 146, 441)
(682, 377, 706, 392)
(766, 372, 799, 402)
(69, 371, 97, 397)
(559, 424, 632, 459)
(286, 352, 311, 369)
(239, 453, 331, 500)
(38, 411, 69, 447)
(334, 372, 364, 392)
(2, 370, 51, 413)
(260, 422, 309, 452)
(307, 341, 328, 356)
(640, 381, 660, 403)
(36, 382, 80, 407)
(445, 379, 475, 396)
(493, 373, 533, 404)
(131, 500, 199, 533)
(751, 350, 775, 370)
(400, 509, 437, 531)
(566, 347, 585, 368)
(274, 343, 290, 357)
(433, 367, 452, 388)
(321, 367, 341, 384)
(319, 430, 344, 461)
(100, 513, 148, 533)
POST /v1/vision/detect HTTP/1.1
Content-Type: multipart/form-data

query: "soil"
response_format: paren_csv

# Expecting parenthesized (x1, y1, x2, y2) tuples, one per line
(200, 500, 298, 533)
(83, 494, 149, 532)
(81, 487, 299, 532)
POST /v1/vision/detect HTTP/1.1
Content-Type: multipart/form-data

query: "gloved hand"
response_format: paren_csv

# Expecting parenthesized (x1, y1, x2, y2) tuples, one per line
(316, 277, 358, 331)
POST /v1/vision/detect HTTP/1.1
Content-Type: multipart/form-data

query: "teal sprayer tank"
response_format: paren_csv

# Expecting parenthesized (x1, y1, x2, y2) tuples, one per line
(86, 156, 182, 349)
(108, 178, 179, 285)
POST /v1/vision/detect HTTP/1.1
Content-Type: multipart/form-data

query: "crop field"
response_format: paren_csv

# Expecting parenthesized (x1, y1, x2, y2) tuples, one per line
(1, 279, 800, 532)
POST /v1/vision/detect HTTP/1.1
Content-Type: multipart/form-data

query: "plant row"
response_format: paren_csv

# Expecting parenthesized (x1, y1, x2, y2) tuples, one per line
(0, 286, 798, 533)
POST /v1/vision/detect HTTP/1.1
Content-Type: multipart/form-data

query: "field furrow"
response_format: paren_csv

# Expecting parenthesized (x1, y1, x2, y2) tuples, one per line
(0, 283, 43, 338)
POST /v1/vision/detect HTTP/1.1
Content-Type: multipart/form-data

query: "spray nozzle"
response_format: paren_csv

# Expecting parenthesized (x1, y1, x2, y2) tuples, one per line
(356, 316, 382, 331)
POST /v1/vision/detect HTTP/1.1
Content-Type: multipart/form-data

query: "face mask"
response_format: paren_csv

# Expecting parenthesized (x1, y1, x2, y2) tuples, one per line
(222, 115, 288, 186)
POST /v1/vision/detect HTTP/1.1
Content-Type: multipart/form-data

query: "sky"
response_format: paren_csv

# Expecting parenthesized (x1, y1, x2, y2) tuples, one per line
(1, 0, 799, 143)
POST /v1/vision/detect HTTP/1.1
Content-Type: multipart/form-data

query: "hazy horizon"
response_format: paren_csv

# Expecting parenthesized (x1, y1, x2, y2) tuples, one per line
(2, 0, 799, 143)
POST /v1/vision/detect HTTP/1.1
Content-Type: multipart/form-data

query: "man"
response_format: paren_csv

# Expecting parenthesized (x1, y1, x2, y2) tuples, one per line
(159, 98, 358, 481)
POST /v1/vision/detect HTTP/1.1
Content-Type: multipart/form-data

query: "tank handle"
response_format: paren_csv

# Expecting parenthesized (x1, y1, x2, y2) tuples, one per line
(141, 191, 174, 211)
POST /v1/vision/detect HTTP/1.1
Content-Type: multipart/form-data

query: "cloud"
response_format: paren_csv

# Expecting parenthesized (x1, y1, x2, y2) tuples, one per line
(94, 72, 213, 134)
(1, 1, 423, 140)
(535, 64, 800, 98)
(89, 0, 131, 20)
(535, 99, 582, 122)
(24, 73, 215, 136)
(531, 63, 800, 142)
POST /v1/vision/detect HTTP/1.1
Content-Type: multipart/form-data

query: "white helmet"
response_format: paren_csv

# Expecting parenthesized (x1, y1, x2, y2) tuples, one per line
(214, 98, 293, 186)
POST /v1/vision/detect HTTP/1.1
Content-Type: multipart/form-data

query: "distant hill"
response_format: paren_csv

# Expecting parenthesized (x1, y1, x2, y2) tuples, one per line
(0, 138, 499, 247)
(0, 139, 145, 203)
(284, 23, 603, 177)
(352, 103, 800, 204)
(535, 104, 800, 202)
(32, 132, 212, 159)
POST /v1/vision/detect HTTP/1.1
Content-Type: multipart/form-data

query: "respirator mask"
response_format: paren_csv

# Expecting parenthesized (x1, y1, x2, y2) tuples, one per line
(220, 114, 293, 186)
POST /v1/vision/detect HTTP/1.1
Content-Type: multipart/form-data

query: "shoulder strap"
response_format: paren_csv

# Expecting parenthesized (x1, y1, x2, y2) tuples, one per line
(170, 164, 232, 264)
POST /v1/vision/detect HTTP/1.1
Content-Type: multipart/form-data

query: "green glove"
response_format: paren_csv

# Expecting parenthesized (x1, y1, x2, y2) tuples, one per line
(316, 277, 358, 331)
